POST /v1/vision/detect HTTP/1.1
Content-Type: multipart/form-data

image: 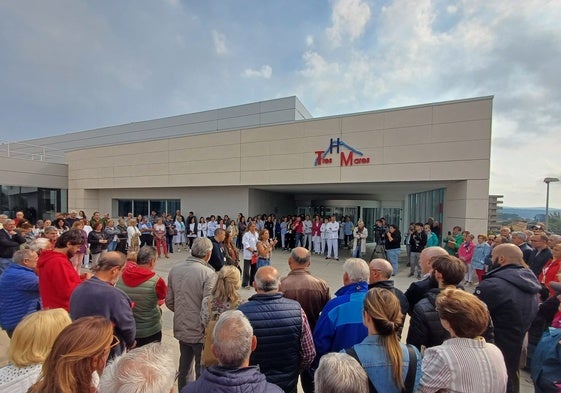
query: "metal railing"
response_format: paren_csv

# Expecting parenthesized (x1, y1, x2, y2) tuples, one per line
(0, 140, 65, 163)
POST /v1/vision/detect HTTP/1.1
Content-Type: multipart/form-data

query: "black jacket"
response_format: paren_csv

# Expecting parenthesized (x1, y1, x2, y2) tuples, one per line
(518, 242, 533, 264)
(368, 280, 409, 315)
(209, 237, 226, 272)
(410, 231, 427, 253)
(406, 288, 448, 350)
(475, 264, 541, 373)
(528, 247, 553, 278)
(0, 229, 26, 259)
(404, 275, 438, 315)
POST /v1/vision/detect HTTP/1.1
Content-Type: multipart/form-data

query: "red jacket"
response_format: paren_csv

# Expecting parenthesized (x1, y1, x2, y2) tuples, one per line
(538, 258, 561, 297)
(38, 250, 83, 311)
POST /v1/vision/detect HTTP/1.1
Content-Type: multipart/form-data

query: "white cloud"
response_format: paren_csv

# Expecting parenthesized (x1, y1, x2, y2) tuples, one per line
(243, 65, 272, 79)
(211, 30, 227, 55)
(306, 35, 314, 47)
(326, 0, 371, 47)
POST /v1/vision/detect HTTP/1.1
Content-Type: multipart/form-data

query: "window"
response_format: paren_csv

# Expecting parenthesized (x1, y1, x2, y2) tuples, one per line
(115, 199, 180, 218)
(0, 185, 67, 223)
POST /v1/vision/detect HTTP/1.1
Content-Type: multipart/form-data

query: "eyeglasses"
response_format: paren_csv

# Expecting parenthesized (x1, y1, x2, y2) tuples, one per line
(110, 335, 120, 350)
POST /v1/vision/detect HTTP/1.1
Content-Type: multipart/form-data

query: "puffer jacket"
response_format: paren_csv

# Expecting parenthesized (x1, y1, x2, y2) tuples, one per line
(406, 288, 448, 350)
(0, 263, 41, 330)
(181, 366, 283, 393)
(238, 293, 302, 393)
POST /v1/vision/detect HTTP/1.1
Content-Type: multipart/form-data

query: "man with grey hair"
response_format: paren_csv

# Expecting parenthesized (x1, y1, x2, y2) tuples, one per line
(313, 258, 369, 363)
(280, 247, 330, 393)
(368, 258, 409, 315)
(404, 246, 448, 314)
(238, 266, 315, 393)
(511, 231, 532, 263)
(182, 310, 283, 393)
(0, 248, 40, 337)
(548, 234, 561, 249)
(117, 245, 167, 347)
(0, 218, 26, 274)
(166, 237, 217, 391)
(314, 352, 369, 393)
(99, 343, 176, 393)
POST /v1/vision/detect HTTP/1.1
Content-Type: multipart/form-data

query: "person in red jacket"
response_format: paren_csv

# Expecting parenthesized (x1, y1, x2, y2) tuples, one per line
(539, 243, 561, 297)
(37, 229, 90, 311)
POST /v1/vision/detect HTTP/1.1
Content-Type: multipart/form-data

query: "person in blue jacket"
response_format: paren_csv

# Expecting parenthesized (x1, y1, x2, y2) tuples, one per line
(0, 249, 41, 337)
(313, 258, 370, 360)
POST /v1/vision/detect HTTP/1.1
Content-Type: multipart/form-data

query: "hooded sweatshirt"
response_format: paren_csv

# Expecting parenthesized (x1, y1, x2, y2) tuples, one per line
(38, 249, 83, 311)
(116, 263, 167, 338)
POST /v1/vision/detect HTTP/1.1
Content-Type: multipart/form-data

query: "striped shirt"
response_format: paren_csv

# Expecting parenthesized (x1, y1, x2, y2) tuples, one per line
(419, 337, 507, 393)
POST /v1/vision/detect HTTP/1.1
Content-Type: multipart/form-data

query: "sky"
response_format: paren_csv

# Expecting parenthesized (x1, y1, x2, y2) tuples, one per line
(1, 0, 560, 208)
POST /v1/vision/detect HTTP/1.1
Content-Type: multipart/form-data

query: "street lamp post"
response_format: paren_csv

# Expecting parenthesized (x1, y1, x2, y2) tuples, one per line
(544, 177, 559, 231)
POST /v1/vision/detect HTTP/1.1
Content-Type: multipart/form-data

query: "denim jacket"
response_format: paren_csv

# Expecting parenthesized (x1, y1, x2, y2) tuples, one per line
(346, 335, 421, 393)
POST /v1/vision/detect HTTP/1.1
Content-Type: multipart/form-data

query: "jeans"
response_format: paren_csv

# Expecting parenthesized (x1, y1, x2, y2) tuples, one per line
(107, 240, 117, 252)
(295, 233, 303, 247)
(352, 246, 363, 258)
(386, 248, 401, 275)
(409, 252, 421, 277)
(257, 257, 270, 269)
(178, 341, 203, 391)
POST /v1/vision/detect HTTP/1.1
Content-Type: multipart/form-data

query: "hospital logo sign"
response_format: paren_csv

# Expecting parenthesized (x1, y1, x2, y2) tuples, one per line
(314, 138, 370, 167)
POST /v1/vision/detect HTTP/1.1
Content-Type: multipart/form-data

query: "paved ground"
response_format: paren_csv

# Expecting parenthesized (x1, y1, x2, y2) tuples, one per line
(0, 245, 534, 392)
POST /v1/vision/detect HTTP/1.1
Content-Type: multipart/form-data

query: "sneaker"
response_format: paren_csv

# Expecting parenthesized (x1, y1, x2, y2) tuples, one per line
(325, 257, 330, 260)
(335, 258, 339, 261)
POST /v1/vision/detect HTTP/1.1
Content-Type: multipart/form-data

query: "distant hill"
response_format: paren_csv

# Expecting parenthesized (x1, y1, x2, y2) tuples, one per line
(500, 207, 561, 220)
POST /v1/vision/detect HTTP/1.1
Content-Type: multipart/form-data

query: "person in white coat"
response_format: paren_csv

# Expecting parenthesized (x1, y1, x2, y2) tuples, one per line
(325, 216, 340, 260)
(320, 218, 328, 255)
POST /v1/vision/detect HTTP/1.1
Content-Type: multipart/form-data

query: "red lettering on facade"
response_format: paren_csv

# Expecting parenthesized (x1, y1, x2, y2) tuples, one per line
(340, 151, 353, 166)
(315, 151, 324, 165)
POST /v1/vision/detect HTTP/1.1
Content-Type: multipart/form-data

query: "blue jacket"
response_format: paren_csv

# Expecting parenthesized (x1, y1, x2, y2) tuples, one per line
(182, 366, 283, 393)
(472, 242, 491, 270)
(0, 263, 41, 330)
(238, 293, 302, 393)
(313, 281, 368, 359)
(345, 335, 421, 393)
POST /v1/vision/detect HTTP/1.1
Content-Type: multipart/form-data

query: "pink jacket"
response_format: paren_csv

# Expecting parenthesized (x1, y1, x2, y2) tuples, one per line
(458, 241, 475, 264)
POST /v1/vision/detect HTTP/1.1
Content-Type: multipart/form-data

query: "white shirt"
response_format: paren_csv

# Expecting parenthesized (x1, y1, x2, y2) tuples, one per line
(325, 221, 340, 239)
(242, 230, 258, 260)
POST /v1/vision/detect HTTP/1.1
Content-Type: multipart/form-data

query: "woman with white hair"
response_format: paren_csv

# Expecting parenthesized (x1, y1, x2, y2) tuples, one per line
(315, 352, 369, 393)
(352, 220, 368, 258)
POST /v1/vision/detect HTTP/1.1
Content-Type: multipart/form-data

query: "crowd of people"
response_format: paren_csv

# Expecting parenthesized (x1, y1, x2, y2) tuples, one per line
(0, 209, 560, 393)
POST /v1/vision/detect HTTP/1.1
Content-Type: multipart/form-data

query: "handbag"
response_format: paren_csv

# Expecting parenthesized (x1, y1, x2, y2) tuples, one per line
(251, 253, 258, 265)
(201, 299, 236, 367)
